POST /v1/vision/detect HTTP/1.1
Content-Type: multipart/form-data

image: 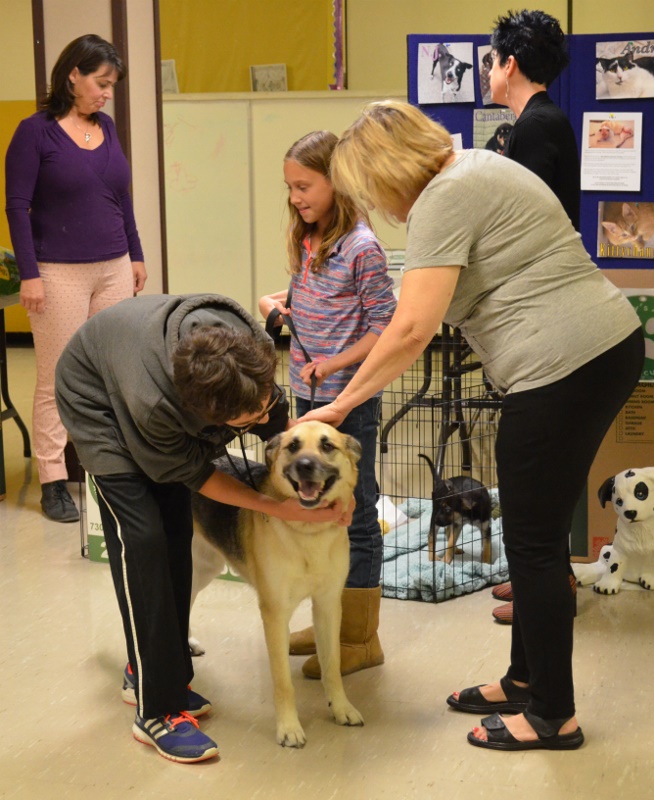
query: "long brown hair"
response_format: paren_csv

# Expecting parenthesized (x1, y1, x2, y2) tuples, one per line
(284, 130, 365, 274)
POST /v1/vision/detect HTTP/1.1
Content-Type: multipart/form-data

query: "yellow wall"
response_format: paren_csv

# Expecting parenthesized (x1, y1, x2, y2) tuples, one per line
(574, 2, 654, 35)
(347, 0, 569, 90)
(160, 0, 335, 92)
(346, 0, 654, 90)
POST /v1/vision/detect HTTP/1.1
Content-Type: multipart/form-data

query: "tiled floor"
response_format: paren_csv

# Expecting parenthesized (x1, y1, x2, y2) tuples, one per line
(1, 344, 653, 799)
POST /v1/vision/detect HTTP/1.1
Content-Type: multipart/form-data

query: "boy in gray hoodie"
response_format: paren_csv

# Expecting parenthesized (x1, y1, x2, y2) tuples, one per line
(55, 293, 348, 764)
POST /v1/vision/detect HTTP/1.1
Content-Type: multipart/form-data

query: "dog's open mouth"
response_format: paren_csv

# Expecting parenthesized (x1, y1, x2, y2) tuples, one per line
(288, 475, 337, 508)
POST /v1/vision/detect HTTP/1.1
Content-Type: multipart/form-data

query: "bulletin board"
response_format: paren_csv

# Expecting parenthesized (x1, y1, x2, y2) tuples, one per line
(407, 31, 654, 270)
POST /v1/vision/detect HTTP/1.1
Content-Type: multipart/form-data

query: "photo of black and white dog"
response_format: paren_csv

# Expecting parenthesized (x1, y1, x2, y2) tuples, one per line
(431, 43, 473, 103)
(418, 41, 475, 105)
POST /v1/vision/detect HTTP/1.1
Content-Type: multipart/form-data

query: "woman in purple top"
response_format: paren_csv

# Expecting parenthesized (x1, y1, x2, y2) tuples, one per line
(5, 34, 146, 522)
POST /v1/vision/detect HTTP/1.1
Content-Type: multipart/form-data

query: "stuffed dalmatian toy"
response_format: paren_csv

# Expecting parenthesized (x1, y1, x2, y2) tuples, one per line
(573, 468, 654, 594)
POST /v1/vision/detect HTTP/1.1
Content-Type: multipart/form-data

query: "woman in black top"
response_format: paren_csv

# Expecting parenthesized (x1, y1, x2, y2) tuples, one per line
(488, 9, 580, 230)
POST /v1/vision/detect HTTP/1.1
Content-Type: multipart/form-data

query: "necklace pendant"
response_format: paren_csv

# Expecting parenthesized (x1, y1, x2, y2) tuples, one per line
(84, 132, 91, 143)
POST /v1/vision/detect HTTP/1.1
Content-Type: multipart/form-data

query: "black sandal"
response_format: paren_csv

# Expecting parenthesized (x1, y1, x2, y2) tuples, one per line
(446, 675, 530, 714)
(467, 711, 585, 751)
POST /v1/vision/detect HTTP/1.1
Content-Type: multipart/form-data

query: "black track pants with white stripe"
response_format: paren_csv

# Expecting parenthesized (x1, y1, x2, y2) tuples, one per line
(93, 473, 194, 719)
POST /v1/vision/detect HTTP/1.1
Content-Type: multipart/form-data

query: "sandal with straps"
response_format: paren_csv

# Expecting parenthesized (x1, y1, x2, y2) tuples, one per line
(446, 675, 530, 714)
(467, 710, 585, 751)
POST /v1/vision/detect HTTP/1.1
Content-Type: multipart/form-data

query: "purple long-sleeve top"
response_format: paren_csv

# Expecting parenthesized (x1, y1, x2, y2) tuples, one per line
(5, 110, 144, 280)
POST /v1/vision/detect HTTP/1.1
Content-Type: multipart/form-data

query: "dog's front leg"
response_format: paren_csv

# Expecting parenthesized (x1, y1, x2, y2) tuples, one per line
(312, 590, 364, 728)
(259, 599, 306, 747)
(593, 546, 626, 594)
(441, 520, 462, 564)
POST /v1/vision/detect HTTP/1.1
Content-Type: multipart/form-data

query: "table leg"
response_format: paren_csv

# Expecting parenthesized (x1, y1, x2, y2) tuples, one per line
(0, 309, 32, 458)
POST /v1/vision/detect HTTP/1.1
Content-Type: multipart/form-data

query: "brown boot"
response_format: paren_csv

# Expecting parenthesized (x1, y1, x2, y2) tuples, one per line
(289, 625, 317, 656)
(302, 586, 385, 679)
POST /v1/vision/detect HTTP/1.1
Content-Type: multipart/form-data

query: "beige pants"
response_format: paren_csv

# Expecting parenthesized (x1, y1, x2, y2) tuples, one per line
(29, 256, 133, 484)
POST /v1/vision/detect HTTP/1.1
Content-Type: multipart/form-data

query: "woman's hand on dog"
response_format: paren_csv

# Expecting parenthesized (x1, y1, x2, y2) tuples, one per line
(298, 400, 348, 428)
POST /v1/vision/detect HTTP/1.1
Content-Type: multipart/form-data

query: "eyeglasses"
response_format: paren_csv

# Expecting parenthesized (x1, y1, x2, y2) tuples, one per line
(225, 385, 282, 436)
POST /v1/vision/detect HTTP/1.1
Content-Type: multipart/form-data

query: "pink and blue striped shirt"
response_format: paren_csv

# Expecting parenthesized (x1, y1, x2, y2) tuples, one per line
(289, 220, 397, 401)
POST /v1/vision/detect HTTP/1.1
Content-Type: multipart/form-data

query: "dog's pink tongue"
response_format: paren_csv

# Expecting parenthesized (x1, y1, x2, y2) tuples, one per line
(299, 480, 320, 500)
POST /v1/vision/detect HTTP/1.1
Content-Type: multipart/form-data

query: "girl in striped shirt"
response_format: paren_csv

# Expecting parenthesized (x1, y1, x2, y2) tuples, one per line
(259, 130, 396, 678)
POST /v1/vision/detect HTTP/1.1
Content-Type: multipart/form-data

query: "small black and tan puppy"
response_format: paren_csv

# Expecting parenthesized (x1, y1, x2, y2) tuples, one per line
(419, 454, 493, 563)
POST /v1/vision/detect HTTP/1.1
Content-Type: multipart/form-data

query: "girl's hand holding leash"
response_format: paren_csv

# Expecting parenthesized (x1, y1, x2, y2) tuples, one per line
(259, 291, 291, 326)
(299, 359, 335, 388)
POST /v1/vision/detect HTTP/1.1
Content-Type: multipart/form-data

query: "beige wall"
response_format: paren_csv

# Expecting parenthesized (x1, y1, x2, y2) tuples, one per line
(163, 92, 406, 316)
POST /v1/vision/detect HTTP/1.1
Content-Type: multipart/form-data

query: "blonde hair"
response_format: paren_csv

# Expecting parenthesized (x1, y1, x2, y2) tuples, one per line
(284, 130, 364, 274)
(331, 100, 454, 223)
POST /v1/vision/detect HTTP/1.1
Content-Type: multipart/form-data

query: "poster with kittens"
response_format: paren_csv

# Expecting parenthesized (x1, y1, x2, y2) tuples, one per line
(596, 41, 654, 99)
(597, 202, 654, 259)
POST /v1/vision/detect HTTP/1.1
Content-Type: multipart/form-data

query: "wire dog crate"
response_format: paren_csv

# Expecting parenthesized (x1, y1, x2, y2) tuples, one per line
(271, 325, 508, 604)
(77, 325, 509, 601)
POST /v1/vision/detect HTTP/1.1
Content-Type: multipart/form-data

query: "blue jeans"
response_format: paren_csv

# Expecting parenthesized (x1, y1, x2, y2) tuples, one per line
(295, 396, 383, 588)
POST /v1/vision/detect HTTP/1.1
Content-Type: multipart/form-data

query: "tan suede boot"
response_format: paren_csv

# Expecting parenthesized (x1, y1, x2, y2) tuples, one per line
(289, 625, 317, 656)
(301, 586, 385, 679)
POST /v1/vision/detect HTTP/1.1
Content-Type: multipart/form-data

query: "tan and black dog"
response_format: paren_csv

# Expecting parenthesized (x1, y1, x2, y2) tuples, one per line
(190, 420, 364, 748)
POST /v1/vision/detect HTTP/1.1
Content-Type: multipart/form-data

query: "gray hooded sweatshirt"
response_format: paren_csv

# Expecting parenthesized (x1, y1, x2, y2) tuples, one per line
(55, 294, 286, 492)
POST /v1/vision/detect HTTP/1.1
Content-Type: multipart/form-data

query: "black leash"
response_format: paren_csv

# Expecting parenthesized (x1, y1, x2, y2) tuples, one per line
(265, 283, 317, 410)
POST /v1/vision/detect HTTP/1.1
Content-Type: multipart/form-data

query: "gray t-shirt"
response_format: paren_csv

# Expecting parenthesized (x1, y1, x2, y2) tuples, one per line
(404, 149, 639, 394)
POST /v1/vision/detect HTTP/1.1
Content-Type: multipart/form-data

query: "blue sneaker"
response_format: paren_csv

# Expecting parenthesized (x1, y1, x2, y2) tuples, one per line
(133, 712, 219, 763)
(122, 664, 212, 717)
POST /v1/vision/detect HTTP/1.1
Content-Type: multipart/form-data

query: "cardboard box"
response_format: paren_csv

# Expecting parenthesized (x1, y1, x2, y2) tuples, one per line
(84, 458, 244, 582)
(571, 268, 654, 562)
(0, 246, 20, 296)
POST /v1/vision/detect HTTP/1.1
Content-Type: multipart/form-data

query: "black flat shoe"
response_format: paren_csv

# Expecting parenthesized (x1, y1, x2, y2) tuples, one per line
(446, 675, 530, 715)
(467, 711, 584, 751)
(41, 480, 80, 523)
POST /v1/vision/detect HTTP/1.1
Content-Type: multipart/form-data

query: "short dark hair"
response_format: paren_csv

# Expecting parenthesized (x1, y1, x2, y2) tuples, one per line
(43, 34, 125, 119)
(490, 9, 569, 86)
(172, 326, 277, 424)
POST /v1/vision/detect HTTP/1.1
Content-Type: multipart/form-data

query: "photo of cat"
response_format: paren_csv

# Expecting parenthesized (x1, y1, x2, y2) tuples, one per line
(588, 118, 635, 149)
(597, 201, 654, 259)
(595, 41, 654, 100)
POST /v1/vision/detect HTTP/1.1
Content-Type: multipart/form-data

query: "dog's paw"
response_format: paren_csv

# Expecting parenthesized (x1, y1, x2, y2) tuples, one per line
(330, 699, 364, 727)
(188, 636, 206, 657)
(638, 575, 654, 591)
(593, 580, 620, 595)
(276, 718, 307, 748)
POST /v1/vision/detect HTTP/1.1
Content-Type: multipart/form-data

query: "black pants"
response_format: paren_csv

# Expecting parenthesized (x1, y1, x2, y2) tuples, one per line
(497, 328, 644, 720)
(94, 473, 194, 719)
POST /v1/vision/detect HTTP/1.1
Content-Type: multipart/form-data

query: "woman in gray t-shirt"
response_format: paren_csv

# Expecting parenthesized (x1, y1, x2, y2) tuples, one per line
(301, 100, 643, 752)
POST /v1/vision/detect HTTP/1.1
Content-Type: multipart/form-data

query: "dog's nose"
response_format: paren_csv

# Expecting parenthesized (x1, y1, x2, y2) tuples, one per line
(294, 457, 316, 479)
(624, 509, 637, 521)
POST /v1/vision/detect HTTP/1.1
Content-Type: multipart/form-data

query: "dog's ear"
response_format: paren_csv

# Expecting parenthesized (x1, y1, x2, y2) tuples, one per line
(343, 434, 362, 465)
(264, 433, 283, 470)
(598, 476, 615, 508)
